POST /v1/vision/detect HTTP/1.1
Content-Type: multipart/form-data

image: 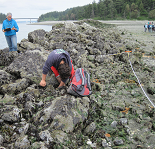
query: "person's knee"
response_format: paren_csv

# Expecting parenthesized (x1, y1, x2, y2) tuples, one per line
(12, 44, 17, 51)
(11, 37, 17, 50)
(14, 44, 17, 49)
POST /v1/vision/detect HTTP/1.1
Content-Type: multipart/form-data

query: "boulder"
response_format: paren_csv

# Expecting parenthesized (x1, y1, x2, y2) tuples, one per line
(33, 96, 89, 133)
(0, 48, 18, 66)
(14, 135, 30, 149)
(39, 130, 53, 145)
(1, 105, 21, 122)
(84, 122, 96, 135)
(0, 70, 15, 86)
(95, 55, 114, 63)
(0, 135, 4, 145)
(31, 142, 48, 149)
(19, 41, 43, 52)
(0, 94, 15, 105)
(113, 137, 124, 146)
(5, 50, 49, 84)
(51, 130, 68, 143)
(28, 29, 47, 45)
(1, 78, 31, 95)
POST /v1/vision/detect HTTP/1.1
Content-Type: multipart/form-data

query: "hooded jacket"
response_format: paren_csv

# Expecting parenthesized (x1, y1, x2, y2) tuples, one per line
(43, 49, 74, 83)
(2, 18, 19, 36)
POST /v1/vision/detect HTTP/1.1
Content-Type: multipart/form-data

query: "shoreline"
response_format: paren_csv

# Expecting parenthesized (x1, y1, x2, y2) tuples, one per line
(28, 20, 153, 26)
(29, 20, 155, 54)
(28, 20, 155, 54)
(28, 20, 78, 25)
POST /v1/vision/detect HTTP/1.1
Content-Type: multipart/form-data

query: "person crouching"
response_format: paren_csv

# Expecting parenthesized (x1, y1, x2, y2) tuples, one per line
(39, 49, 75, 89)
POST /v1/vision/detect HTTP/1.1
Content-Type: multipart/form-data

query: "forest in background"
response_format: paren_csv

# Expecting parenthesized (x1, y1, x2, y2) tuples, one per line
(0, 13, 6, 23)
(1, 0, 155, 23)
(38, 0, 155, 22)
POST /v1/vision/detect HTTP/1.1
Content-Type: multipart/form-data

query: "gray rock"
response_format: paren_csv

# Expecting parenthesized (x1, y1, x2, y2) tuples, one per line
(87, 47, 101, 55)
(95, 55, 114, 64)
(36, 101, 44, 108)
(28, 29, 47, 45)
(0, 135, 4, 145)
(5, 50, 49, 84)
(87, 55, 95, 61)
(14, 135, 30, 149)
(146, 134, 155, 148)
(19, 41, 41, 51)
(120, 118, 128, 125)
(25, 86, 40, 98)
(0, 119, 4, 124)
(51, 130, 68, 143)
(111, 102, 125, 111)
(0, 48, 18, 66)
(1, 105, 21, 122)
(1, 78, 31, 95)
(111, 121, 117, 128)
(31, 142, 48, 149)
(33, 96, 90, 133)
(84, 122, 96, 134)
(39, 130, 53, 144)
(0, 70, 15, 86)
(18, 123, 29, 136)
(0, 94, 15, 105)
(102, 139, 108, 147)
(113, 137, 124, 146)
(24, 101, 35, 115)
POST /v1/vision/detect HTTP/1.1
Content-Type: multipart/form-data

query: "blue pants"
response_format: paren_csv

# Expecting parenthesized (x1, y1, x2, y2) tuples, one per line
(5, 35, 17, 51)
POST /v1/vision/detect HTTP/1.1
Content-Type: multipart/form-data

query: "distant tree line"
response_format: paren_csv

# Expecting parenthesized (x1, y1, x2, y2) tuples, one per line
(38, 0, 155, 22)
(0, 13, 6, 23)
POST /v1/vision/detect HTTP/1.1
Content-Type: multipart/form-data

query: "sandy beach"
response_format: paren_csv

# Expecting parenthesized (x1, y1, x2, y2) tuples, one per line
(29, 20, 78, 25)
(100, 20, 155, 66)
(30, 20, 149, 25)
(100, 20, 155, 54)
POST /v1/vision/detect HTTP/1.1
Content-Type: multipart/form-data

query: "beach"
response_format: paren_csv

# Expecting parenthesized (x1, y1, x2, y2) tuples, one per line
(31, 20, 155, 65)
(1, 19, 155, 148)
(29, 20, 78, 25)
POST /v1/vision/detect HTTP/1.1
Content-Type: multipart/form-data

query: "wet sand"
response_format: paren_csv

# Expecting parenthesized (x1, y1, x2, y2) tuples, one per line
(100, 20, 155, 53)
(101, 20, 155, 66)
(29, 20, 78, 25)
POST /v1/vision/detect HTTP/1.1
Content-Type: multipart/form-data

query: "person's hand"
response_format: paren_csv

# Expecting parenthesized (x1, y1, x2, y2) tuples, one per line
(12, 26, 17, 31)
(39, 80, 46, 87)
(56, 86, 66, 90)
(2, 29, 6, 32)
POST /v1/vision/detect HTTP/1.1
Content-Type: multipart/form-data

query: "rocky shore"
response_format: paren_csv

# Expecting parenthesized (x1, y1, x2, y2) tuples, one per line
(0, 19, 155, 149)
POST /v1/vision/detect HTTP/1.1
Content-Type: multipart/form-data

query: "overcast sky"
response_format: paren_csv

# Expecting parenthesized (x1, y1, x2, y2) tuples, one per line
(0, 0, 99, 18)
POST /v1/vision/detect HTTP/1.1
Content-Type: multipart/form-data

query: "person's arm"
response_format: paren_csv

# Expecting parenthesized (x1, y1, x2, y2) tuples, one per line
(39, 74, 47, 87)
(2, 21, 6, 32)
(12, 20, 19, 32)
(40, 55, 54, 87)
(56, 76, 65, 88)
(58, 81, 65, 88)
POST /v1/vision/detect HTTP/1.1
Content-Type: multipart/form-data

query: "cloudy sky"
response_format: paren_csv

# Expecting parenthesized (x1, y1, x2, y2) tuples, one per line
(0, 0, 99, 18)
